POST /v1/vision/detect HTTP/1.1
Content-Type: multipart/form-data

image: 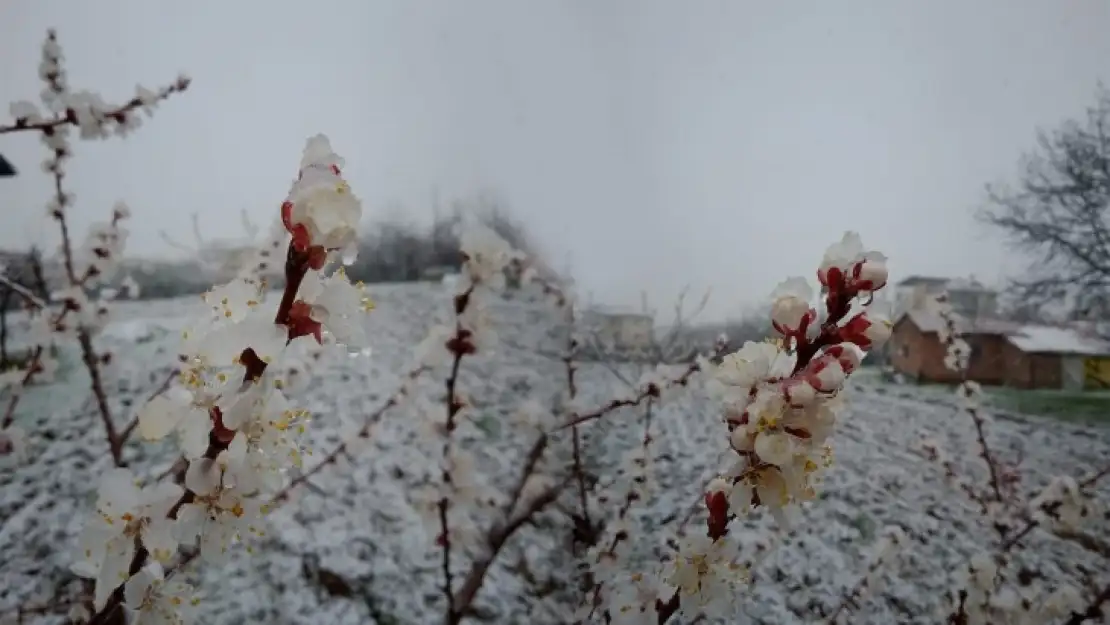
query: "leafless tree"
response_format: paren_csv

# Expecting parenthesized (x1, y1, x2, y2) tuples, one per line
(981, 86, 1110, 319)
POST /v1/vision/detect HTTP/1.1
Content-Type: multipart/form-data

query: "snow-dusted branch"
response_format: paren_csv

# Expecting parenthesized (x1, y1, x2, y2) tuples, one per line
(77, 134, 369, 625)
(0, 30, 189, 467)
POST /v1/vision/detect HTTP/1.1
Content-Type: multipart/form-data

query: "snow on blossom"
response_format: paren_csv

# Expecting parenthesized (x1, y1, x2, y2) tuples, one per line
(74, 469, 183, 609)
(123, 562, 199, 625)
(137, 387, 212, 457)
(817, 231, 888, 292)
(282, 134, 362, 253)
(769, 276, 815, 333)
(175, 455, 267, 564)
(663, 534, 744, 612)
(458, 220, 517, 288)
(296, 266, 373, 349)
(1029, 475, 1093, 530)
(708, 340, 794, 405)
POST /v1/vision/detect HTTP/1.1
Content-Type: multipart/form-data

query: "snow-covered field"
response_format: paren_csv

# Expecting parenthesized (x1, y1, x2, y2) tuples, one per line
(2, 282, 1108, 625)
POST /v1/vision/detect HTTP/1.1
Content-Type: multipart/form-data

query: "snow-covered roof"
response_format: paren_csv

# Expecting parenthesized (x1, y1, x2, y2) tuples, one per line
(899, 308, 1018, 336)
(1005, 325, 1110, 356)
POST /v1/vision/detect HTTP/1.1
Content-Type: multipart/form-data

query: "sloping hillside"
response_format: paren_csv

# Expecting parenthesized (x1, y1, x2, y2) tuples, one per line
(2, 282, 1108, 624)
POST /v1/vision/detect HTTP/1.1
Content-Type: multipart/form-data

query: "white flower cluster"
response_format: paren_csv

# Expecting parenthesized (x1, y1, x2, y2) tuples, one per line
(71, 134, 372, 624)
(2, 30, 189, 468)
(583, 434, 661, 623)
(580, 233, 891, 622)
(8, 31, 189, 144)
(929, 293, 1101, 624)
(825, 525, 910, 623)
(1029, 475, 1098, 531)
(945, 553, 1086, 625)
(410, 222, 528, 545)
(701, 232, 890, 530)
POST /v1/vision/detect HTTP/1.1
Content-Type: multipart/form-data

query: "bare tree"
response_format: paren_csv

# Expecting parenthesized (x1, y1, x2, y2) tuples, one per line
(981, 86, 1110, 318)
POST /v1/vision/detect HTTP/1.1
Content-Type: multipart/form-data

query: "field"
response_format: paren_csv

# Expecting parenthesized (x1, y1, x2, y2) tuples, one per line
(2, 282, 1109, 624)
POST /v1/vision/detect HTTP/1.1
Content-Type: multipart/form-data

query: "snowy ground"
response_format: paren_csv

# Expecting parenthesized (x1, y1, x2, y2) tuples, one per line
(2, 282, 1108, 625)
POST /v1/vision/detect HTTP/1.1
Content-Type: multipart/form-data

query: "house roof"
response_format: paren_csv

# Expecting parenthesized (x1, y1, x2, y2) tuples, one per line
(898, 307, 1019, 335)
(895, 275, 994, 293)
(896, 275, 949, 287)
(1005, 325, 1110, 356)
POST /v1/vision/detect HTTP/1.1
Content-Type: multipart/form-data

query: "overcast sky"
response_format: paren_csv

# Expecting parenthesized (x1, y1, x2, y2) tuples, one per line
(2, 1, 1109, 322)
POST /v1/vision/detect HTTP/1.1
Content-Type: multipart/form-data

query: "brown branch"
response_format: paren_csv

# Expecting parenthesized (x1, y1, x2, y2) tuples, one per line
(83, 241, 313, 624)
(0, 78, 190, 135)
(1001, 464, 1110, 552)
(0, 273, 48, 310)
(1063, 582, 1110, 625)
(439, 282, 477, 623)
(449, 475, 569, 624)
(558, 362, 698, 430)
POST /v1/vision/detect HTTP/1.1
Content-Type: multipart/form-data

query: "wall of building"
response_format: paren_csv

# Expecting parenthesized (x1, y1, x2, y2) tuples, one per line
(889, 318, 959, 382)
(1002, 344, 1062, 389)
(889, 318, 1009, 384)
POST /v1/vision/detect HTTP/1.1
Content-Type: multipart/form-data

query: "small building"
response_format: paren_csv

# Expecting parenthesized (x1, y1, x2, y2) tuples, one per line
(1003, 325, 1110, 390)
(888, 306, 1020, 385)
(895, 275, 998, 320)
(580, 306, 655, 357)
(889, 304, 1110, 390)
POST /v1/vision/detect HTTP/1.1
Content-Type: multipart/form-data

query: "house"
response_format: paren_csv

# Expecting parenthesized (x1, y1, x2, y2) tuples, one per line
(888, 305, 1020, 385)
(888, 301, 1110, 390)
(894, 275, 998, 319)
(580, 306, 655, 356)
(1003, 325, 1110, 390)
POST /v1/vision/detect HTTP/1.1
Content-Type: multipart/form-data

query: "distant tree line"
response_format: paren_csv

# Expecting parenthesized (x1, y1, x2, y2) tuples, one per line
(345, 198, 536, 285)
(1, 195, 540, 311)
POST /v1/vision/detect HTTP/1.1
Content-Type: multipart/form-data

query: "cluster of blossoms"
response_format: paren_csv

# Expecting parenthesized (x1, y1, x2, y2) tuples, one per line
(949, 553, 1087, 625)
(920, 293, 1106, 624)
(580, 232, 894, 622)
(407, 221, 530, 578)
(1, 30, 190, 467)
(699, 232, 890, 528)
(70, 134, 372, 624)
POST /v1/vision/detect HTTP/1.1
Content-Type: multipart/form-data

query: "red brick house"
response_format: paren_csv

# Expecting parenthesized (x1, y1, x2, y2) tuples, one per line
(889, 308, 1110, 390)
(888, 308, 1019, 385)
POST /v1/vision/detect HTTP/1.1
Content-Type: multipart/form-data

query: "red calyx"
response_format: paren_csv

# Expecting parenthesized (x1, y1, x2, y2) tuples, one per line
(208, 406, 236, 444)
(705, 489, 730, 539)
(287, 300, 323, 343)
(837, 315, 873, 349)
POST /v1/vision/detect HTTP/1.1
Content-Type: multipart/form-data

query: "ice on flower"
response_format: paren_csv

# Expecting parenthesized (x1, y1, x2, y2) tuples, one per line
(137, 388, 210, 456)
(75, 469, 183, 609)
(124, 562, 198, 625)
(664, 534, 743, 610)
(818, 231, 865, 284)
(284, 134, 362, 251)
(175, 455, 266, 564)
(817, 231, 887, 291)
(769, 276, 814, 332)
(458, 220, 516, 288)
(221, 386, 310, 493)
(297, 267, 372, 349)
(753, 430, 796, 466)
(709, 340, 794, 402)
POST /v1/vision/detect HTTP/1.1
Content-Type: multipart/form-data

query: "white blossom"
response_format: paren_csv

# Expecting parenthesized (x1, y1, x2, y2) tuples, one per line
(283, 134, 362, 251)
(769, 276, 814, 331)
(75, 469, 183, 609)
(123, 562, 199, 625)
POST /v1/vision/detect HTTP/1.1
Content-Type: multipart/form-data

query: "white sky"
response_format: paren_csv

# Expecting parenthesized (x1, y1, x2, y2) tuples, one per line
(2, 1, 1110, 322)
